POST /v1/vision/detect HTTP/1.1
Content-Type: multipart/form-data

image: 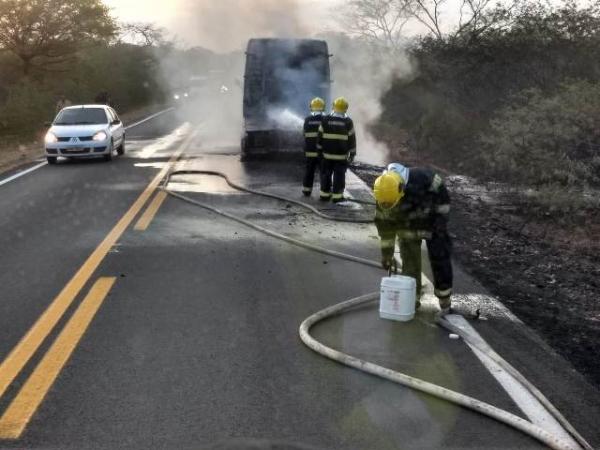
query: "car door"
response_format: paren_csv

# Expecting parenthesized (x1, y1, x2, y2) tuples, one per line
(113, 109, 125, 145)
(108, 108, 124, 145)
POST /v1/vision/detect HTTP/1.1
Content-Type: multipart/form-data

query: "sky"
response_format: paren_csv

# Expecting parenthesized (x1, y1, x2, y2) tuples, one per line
(103, 0, 343, 52)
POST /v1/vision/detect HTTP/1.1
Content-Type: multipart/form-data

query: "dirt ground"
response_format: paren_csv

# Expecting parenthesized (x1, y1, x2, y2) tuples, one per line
(0, 139, 44, 174)
(0, 104, 167, 174)
(352, 155, 600, 389)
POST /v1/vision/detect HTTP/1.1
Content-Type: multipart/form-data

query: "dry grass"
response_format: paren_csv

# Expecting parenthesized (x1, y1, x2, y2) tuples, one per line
(0, 139, 45, 173)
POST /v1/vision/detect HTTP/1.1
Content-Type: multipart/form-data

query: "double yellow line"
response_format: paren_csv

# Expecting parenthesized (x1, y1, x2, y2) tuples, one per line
(0, 130, 196, 439)
(0, 278, 116, 438)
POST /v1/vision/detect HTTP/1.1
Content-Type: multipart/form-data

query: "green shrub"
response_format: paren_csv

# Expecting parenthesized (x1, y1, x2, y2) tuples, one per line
(480, 80, 600, 188)
(0, 81, 54, 136)
(379, 1, 600, 175)
(0, 42, 168, 137)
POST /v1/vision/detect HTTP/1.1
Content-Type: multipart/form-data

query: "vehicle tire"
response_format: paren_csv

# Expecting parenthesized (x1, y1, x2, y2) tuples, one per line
(104, 142, 113, 162)
(117, 141, 125, 156)
(47, 156, 57, 165)
(240, 137, 249, 162)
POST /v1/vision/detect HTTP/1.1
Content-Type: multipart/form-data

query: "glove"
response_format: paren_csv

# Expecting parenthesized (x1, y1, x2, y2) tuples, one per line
(381, 256, 399, 273)
(432, 216, 448, 235)
(416, 230, 433, 240)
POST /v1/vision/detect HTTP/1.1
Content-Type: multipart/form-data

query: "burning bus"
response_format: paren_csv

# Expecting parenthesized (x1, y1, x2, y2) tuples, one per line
(242, 38, 331, 158)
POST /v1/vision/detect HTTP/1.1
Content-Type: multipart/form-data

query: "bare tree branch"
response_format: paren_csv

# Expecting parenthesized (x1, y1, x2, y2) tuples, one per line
(0, 0, 116, 76)
(342, 0, 411, 51)
(118, 22, 166, 47)
(343, 0, 523, 43)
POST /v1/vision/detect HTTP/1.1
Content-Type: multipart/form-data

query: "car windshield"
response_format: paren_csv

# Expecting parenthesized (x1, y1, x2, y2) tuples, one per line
(54, 108, 108, 125)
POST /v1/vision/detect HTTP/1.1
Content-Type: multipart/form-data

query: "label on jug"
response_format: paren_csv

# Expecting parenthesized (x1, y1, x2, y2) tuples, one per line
(382, 287, 402, 312)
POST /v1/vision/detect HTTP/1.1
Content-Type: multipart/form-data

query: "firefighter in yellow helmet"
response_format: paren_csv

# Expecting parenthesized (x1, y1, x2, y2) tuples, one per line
(374, 163, 453, 314)
(302, 97, 326, 196)
(317, 97, 356, 203)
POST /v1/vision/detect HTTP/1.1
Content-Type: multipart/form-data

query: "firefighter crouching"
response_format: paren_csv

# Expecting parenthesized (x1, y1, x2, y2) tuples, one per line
(317, 97, 356, 203)
(302, 97, 326, 197)
(373, 163, 453, 315)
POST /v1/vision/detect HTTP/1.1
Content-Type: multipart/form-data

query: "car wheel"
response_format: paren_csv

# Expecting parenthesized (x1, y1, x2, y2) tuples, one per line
(47, 156, 57, 165)
(104, 142, 113, 162)
(117, 141, 125, 156)
(240, 137, 249, 162)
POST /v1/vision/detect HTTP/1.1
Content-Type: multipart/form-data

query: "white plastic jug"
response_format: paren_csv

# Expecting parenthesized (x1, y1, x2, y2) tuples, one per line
(379, 275, 417, 322)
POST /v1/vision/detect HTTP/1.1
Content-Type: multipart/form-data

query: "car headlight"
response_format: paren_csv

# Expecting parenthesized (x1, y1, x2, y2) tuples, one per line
(45, 132, 58, 144)
(93, 131, 108, 141)
(184, 93, 189, 98)
(173, 94, 180, 100)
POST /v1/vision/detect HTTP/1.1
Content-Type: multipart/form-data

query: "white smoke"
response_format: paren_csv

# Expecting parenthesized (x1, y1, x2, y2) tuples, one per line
(324, 33, 414, 165)
(153, 1, 414, 160)
(170, 0, 312, 52)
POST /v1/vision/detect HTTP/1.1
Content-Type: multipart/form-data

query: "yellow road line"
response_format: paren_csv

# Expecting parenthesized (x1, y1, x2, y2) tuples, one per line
(134, 190, 168, 231)
(0, 130, 196, 405)
(0, 277, 116, 439)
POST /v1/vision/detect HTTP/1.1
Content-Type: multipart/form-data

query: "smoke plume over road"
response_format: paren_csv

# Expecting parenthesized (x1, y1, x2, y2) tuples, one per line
(156, 0, 413, 163)
(174, 0, 314, 52)
(326, 34, 413, 164)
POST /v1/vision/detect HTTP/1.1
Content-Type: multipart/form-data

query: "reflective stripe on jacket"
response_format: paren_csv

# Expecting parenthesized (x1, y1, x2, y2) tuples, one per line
(374, 168, 450, 246)
(317, 114, 356, 160)
(303, 114, 323, 157)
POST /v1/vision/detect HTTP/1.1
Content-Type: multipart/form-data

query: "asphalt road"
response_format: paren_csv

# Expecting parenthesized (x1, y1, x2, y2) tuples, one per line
(0, 111, 598, 450)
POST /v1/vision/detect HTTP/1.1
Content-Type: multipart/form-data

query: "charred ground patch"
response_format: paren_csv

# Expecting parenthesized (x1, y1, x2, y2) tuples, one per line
(352, 163, 600, 388)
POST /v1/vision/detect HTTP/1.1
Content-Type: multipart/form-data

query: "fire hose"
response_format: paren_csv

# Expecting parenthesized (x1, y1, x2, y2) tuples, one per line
(160, 169, 593, 450)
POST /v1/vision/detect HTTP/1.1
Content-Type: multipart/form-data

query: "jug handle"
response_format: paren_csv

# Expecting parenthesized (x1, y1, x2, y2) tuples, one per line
(388, 259, 398, 277)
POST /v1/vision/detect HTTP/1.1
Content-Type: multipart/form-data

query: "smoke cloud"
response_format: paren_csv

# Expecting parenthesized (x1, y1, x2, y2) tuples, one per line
(171, 0, 333, 52)
(325, 33, 414, 165)
(155, 0, 413, 163)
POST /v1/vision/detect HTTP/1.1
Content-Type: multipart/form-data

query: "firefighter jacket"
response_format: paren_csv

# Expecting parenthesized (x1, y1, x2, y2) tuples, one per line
(374, 168, 451, 257)
(316, 114, 356, 161)
(303, 113, 323, 158)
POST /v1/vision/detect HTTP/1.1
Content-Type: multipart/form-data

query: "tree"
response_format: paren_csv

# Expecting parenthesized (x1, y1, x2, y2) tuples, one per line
(378, 0, 600, 177)
(343, 0, 521, 44)
(343, 0, 412, 51)
(0, 0, 116, 76)
(119, 22, 166, 47)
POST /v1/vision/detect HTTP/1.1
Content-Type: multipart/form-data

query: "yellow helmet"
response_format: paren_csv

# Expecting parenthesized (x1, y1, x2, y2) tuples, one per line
(373, 171, 405, 209)
(332, 97, 349, 113)
(310, 97, 325, 112)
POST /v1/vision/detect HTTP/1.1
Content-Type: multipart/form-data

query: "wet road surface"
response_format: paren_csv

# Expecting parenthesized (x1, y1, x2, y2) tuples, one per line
(0, 112, 598, 449)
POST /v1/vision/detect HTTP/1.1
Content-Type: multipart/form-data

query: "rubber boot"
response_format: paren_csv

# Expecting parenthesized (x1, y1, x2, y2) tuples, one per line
(437, 296, 452, 318)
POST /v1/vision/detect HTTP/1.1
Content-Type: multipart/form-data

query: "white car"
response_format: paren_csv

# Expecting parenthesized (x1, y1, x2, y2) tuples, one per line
(44, 105, 126, 164)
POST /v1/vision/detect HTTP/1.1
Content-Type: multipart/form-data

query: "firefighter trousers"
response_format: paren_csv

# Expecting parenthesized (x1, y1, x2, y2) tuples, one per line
(320, 159, 347, 202)
(399, 231, 453, 307)
(302, 157, 320, 195)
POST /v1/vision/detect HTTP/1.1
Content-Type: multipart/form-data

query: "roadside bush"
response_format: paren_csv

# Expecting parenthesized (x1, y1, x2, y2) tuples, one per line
(379, 0, 600, 177)
(72, 44, 166, 111)
(0, 81, 54, 136)
(0, 43, 168, 137)
(480, 81, 600, 188)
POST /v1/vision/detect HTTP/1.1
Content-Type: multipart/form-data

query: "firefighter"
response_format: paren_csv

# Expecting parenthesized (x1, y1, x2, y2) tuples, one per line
(373, 163, 453, 314)
(317, 97, 356, 203)
(55, 94, 71, 114)
(302, 97, 326, 196)
(94, 91, 112, 107)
